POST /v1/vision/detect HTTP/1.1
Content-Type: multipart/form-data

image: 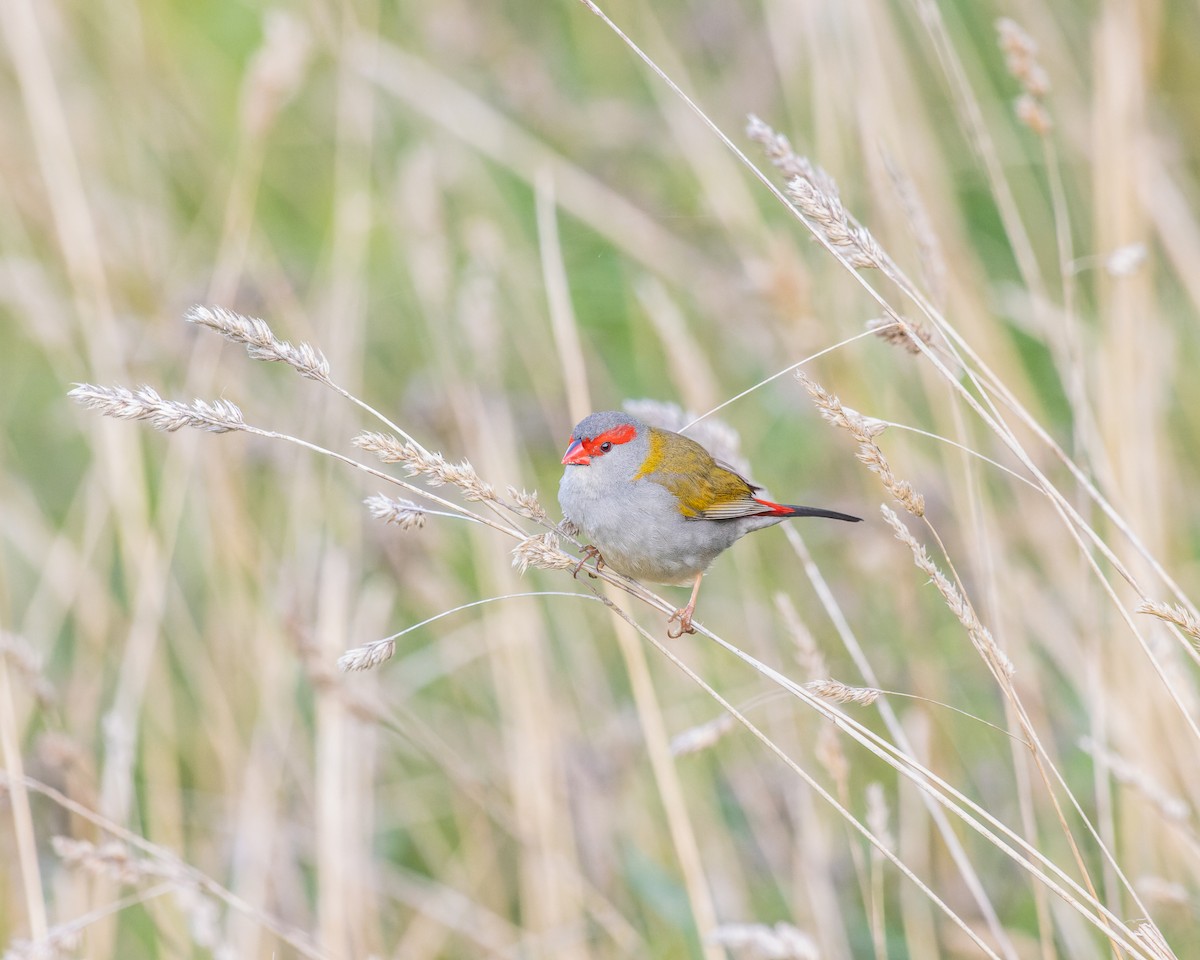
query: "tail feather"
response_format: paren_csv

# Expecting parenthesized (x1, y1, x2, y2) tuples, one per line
(753, 497, 862, 522)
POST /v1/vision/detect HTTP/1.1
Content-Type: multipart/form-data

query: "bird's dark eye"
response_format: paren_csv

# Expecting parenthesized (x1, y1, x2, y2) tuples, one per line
(599, 441, 612, 452)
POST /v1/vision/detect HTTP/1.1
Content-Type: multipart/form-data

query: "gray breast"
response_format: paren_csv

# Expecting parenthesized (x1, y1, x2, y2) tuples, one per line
(559, 469, 769, 585)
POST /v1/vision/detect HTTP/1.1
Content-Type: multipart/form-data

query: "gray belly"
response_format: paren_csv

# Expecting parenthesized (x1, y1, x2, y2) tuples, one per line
(559, 472, 775, 585)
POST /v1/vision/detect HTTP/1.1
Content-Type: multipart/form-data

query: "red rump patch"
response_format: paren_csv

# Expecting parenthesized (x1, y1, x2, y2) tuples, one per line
(583, 423, 637, 456)
(751, 497, 795, 516)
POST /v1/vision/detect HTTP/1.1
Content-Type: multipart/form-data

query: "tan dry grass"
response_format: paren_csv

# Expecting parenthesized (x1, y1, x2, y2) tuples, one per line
(4, 0, 1200, 957)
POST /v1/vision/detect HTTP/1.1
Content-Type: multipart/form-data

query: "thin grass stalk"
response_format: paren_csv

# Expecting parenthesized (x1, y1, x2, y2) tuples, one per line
(679, 624, 1156, 958)
(75, 297, 1179, 953)
(889, 507, 1150, 932)
(2, 774, 332, 960)
(585, 594, 1007, 960)
(785, 524, 1156, 951)
(572, 5, 1200, 719)
(0, 659, 48, 943)
(781, 526, 1016, 956)
(76, 381, 1160, 955)
(605, 590, 725, 960)
(804, 378, 1109, 924)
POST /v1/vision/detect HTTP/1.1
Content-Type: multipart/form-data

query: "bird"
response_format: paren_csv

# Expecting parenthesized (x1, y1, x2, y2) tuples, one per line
(558, 410, 861, 637)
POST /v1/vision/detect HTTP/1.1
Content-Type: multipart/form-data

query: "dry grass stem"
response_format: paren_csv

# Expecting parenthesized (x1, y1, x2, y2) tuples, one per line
(33, 6, 1200, 950)
(814, 724, 850, 796)
(798, 373, 924, 516)
(881, 150, 947, 307)
(49, 843, 226, 956)
(773, 592, 827, 679)
(186, 305, 331, 383)
(670, 713, 737, 757)
(1, 633, 55, 707)
(239, 12, 312, 136)
(7, 775, 326, 959)
(881, 505, 1015, 680)
(52, 836, 168, 886)
(338, 592, 603, 673)
(68, 384, 246, 434)
(707, 922, 819, 959)
(3, 927, 82, 960)
(676, 328, 885, 438)
(866, 782, 892, 960)
(806, 678, 881, 707)
(1133, 922, 1180, 960)
(1135, 876, 1189, 905)
(1078, 738, 1192, 825)
(866, 783, 893, 850)
(589, 584, 1008, 957)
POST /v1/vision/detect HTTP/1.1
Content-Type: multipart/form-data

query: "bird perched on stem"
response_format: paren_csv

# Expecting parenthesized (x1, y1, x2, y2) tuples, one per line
(558, 411, 861, 637)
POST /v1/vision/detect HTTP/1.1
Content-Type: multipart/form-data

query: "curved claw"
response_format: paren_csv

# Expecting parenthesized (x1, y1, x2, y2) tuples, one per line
(666, 608, 697, 639)
(572, 544, 605, 579)
(666, 572, 703, 638)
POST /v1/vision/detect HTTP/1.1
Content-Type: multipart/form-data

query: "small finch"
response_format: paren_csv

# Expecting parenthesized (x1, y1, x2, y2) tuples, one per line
(558, 411, 860, 636)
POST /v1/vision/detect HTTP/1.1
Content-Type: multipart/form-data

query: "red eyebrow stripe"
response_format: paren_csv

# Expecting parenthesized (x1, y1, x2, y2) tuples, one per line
(582, 423, 636, 454)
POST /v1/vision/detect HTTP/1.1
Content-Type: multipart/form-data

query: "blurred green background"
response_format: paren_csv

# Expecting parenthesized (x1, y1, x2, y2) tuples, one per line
(3, 0, 1200, 957)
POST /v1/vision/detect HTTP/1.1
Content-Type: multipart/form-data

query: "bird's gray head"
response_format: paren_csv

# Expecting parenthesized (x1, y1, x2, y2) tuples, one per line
(560, 411, 651, 480)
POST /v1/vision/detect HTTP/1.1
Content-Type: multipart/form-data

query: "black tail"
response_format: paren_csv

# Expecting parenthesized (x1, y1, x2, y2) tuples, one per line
(781, 505, 862, 523)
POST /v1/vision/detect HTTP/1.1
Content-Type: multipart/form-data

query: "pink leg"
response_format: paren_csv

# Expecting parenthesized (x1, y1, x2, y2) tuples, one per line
(667, 573, 704, 638)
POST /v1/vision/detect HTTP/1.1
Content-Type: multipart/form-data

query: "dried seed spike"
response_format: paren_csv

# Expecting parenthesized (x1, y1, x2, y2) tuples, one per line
(806, 678, 881, 707)
(1136, 599, 1200, 646)
(186, 305, 331, 383)
(506, 486, 551, 523)
(995, 18, 1053, 134)
(881, 505, 1013, 678)
(337, 638, 396, 672)
(69, 383, 246, 434)
(364, 493, 426, 530)
(511, 532, 577, 575)
(352, 431, 415, 464)
(798, 373, 923, 515)
(352, 434, 498, 502)
(786, 176, 881, 269)
(867, 313, 934, 356)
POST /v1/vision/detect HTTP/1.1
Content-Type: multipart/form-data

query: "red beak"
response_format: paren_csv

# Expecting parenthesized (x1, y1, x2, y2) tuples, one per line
(561, 437, 590, 466)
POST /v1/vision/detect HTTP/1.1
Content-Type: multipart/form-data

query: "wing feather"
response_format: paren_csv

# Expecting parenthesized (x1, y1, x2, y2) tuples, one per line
(695, 495, 777, 520)
(636, 429, 775, 520)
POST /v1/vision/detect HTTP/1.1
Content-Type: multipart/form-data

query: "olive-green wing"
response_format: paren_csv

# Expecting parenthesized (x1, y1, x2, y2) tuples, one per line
(637, 428, 769, 519)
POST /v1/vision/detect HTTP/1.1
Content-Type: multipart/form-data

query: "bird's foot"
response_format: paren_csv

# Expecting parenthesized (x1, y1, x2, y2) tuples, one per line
(666, 606, 697, 639)
(572, 544, 606, 579)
